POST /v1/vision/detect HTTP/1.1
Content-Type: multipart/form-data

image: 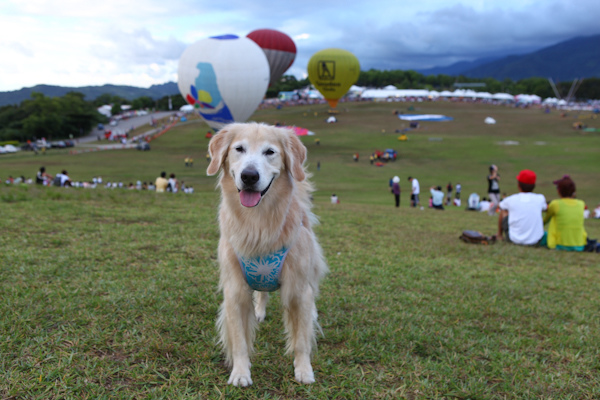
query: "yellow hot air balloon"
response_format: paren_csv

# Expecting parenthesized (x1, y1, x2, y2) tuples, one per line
(307, 48, 360, 108)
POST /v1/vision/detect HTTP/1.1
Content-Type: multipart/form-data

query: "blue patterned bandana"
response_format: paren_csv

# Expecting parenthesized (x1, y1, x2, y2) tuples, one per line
(237, 247, 290, 292)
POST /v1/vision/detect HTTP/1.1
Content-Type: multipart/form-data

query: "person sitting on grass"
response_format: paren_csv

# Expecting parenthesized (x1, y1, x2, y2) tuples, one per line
(497, 169, 547, 245)
(430, 186, 445, 210)
(543, 175, 587, 251)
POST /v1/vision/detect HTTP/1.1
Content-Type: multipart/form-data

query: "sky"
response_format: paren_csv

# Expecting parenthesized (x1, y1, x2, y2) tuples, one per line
(1, 0, 599, 92)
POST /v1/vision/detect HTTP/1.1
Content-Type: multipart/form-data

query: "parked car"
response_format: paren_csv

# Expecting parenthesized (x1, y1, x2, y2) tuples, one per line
(64, 140, 75, 147)
(51, 141, 67, 148)
(136, 142, 150, 151)
(97, 123, 105, 130)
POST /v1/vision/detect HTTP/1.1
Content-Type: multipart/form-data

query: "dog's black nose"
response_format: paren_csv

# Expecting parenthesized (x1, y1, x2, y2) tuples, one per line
(241, 168, 260, 186)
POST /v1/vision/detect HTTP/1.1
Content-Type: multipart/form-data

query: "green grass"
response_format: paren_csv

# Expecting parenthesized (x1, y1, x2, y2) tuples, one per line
(1, 102, 600, 399)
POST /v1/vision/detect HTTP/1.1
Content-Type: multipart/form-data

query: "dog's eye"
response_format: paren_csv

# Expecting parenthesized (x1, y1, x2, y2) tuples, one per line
(235, 146, 245, 153)
(264, 149, 275, 156)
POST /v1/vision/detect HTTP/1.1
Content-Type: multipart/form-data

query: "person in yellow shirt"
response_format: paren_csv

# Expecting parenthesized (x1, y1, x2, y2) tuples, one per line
(543, 175, 587, 251)
(155, 171, 168, 193)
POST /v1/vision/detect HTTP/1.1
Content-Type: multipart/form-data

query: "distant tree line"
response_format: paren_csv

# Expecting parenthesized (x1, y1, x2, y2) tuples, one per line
(1, 70, 599, 143)
(0, 92, 101, 143)
(0, 92, 187, 142)
(267, 71, 600, 101)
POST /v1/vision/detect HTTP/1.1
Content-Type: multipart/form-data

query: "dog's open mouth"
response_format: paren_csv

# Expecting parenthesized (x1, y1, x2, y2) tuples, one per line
(239, 177, 274, 208)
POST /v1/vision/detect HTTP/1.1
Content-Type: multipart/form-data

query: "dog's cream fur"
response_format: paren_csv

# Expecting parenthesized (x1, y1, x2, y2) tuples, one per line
(207, 122, 328, 387)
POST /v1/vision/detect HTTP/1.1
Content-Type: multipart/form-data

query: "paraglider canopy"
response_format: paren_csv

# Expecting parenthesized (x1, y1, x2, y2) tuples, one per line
(307, 48, 360, 108)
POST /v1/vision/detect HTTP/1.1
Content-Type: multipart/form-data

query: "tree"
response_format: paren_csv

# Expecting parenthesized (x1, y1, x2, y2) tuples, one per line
(131, 96, 154, 110)
(111, 103, 121, 117)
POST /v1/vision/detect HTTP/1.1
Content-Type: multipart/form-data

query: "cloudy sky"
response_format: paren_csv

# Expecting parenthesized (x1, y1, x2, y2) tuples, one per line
(1, 0, 599, 92)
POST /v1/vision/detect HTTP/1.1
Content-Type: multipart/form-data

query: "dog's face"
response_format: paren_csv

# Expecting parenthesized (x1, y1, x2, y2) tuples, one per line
(207, 123, 306, 208)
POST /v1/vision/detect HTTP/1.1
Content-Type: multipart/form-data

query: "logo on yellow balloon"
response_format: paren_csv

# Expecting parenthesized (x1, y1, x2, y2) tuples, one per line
(317, 61, 335, 80)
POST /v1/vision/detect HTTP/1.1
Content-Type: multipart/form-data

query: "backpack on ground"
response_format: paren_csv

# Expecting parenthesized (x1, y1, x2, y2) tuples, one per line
(459, 230, 496, 245)
(53, 176, 62, 187)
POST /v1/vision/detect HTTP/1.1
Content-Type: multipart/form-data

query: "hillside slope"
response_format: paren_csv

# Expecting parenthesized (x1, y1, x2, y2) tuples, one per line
(0, 82, 179, 107)
(463, 34, 600, 81)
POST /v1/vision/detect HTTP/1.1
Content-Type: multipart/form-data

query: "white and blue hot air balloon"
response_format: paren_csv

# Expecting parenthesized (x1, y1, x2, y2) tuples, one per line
(178, 35, 270, 131)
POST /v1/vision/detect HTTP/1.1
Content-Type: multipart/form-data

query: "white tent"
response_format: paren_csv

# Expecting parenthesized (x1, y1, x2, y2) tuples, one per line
(515, 94, 541, 104)
(475, 92, 493, 99)
(542, 97, 559, 105)
(97, 105, 112, 117)
(360, 89, 429, 99)
(492, 93, 515, 101)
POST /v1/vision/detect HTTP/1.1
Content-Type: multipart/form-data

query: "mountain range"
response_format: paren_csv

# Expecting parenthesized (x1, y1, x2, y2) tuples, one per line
(0, 34, 598, 107)
(0, 82, 179, 108)
(418, 34, 600, 81)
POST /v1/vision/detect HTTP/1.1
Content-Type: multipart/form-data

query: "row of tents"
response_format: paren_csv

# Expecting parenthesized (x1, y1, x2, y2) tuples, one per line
(357, 86, 558, 104)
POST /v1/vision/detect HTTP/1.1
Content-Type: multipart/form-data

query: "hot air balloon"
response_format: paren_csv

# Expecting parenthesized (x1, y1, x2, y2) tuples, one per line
(307, 48, 360, 108)
(178, 35, 270, 131)
(247, 29, 297, 86)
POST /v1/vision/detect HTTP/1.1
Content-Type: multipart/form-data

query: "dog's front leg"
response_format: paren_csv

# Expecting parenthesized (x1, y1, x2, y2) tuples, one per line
(282, 285, 317, 384)
(220, 284, 256, 387)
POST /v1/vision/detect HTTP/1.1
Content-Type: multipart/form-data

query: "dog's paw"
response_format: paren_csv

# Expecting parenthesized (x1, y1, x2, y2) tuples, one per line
(294, 366, 315, 384)
(255, 309, 266, 323)
(228, 368, 253, 387)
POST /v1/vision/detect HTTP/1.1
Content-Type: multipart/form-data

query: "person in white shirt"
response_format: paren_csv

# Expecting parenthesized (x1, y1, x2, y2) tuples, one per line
(408, 176, 420, 207)
(430, 186, 445, 210)
(330, 194, 339, 204)
(497, 169, 547, 245)
(479, 198, 491, 212)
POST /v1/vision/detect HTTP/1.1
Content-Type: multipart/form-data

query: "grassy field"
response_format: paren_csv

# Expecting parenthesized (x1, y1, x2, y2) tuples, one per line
(1, 101, 600, 399)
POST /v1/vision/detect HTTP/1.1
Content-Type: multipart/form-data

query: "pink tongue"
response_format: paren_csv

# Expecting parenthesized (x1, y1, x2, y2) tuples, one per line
(240, 190, 261, 207)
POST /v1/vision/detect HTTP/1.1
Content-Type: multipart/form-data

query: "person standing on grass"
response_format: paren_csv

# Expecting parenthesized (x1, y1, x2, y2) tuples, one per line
(455, 182, 462, 200)
(497, 169, 547, 245)
(155, 171, 168, 193)
(487, 165, 501, 215)
(445, 182, 453, 205)
(543, 175, 587, 251)
(408, 176, 420, 207)
(391, 176, 401, 207)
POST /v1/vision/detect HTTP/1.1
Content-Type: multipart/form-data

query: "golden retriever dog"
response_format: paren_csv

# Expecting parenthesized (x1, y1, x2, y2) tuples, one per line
(206, 122, 328, 387)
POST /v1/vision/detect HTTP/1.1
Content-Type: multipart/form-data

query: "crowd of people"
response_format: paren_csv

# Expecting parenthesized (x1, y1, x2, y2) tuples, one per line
(3, 167, 194, 194)
(385, 166, 599, 253)
(387, 176, 462, 210)
(154, 171, 194, 193)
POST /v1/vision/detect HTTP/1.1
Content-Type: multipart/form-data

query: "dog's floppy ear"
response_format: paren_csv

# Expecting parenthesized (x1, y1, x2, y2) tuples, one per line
(284, 130, 307, 181)
(207, 129, 231, 176)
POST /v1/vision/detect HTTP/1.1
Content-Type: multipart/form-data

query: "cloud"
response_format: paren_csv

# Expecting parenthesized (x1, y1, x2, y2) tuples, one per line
(1, 0, 600, 90)
(94, 28, 187, 65)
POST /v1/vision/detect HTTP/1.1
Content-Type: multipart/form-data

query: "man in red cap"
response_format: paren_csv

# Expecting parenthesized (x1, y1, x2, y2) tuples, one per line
(497, 169, 548, 245)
